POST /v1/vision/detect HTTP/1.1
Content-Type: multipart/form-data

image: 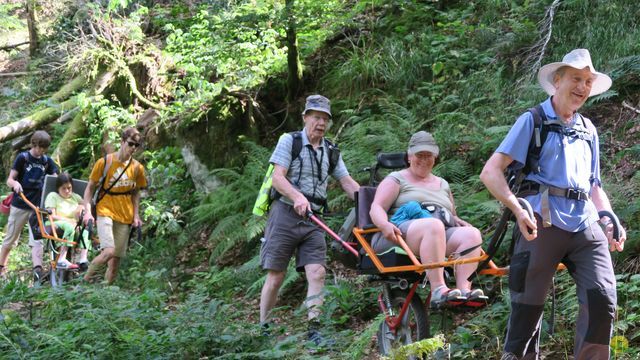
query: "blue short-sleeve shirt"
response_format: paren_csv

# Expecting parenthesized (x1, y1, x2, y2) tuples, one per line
(496, 98, 601, 232)
(269, 130, 349, 211)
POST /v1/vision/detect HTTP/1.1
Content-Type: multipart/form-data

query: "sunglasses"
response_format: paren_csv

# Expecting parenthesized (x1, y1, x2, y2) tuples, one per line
(127, 141, 141, 148)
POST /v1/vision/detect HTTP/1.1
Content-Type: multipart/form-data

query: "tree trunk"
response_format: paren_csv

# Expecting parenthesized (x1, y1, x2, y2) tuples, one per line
(0, 98, 78, 143)
(50, 69, 117, 166)
(285, 0, 302, 104)
(49, 75, 88, 103)
(26, 0, 39, 56)
(0, 69, 116, 145)
(51, 109, 87, 167)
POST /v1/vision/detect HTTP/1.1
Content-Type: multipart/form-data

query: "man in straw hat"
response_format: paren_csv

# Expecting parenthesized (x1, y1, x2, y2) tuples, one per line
(258, 95, 359, 346)
(480, 49, 626, 359)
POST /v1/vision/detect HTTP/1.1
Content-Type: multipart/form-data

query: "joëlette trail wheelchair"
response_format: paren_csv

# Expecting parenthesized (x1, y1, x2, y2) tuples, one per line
(19, 175, 93, 287)
(310, 152, 622, 357)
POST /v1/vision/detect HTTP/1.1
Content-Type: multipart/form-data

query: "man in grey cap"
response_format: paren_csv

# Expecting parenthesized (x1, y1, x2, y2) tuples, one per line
(481, 49, 626, 359)
(259, 94, 359, 346)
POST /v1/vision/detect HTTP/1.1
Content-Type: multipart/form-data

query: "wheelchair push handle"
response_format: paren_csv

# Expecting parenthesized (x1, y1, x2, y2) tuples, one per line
(306, 211, 359, 257)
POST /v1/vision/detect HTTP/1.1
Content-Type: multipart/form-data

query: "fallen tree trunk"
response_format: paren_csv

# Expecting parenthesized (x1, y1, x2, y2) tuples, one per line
(49, 75, 88, 103)
(0, 69, 117, 146)
(0, 97, 78, 143)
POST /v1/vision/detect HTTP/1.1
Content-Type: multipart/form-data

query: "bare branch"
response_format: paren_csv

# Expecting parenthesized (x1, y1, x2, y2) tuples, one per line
(0, 42, 30, 52)
(622, 101, 640, 114)
(516, 0, 561, 88)
(0, 71, 43, 77)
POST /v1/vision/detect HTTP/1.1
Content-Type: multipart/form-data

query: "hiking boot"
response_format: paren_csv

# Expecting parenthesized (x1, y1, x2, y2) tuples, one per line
(307, 329, 335, 348)
(33, 266, 44, 284)
(260, 322, 271, 337)
(501, 352, 519, 360)
(78, 262, 89, 273)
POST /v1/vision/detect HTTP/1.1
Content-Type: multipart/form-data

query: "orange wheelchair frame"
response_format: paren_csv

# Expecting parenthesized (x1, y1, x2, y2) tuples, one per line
(17, 175, 93, 287)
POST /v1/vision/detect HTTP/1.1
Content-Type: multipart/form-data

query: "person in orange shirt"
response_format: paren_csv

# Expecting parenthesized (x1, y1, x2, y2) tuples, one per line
(82, 127, 147, 284)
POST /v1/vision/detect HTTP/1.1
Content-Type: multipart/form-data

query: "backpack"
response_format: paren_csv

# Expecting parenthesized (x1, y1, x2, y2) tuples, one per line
(252, 131, 340, 216)
(16, 152, 51, 184)
(507, 104, 593, 192)
(12, 152, 52, 207)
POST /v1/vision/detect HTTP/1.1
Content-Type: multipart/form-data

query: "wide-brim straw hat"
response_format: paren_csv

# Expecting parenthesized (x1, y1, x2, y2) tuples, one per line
(537, 48, 612, 97)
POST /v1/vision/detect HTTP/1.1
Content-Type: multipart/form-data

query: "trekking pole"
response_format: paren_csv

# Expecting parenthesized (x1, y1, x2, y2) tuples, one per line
(307, 211, 359, 257)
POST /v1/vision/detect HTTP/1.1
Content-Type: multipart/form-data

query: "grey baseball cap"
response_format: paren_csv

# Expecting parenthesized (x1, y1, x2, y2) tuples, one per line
(408, 131, 439, 156)
(302, 94, 332, 118)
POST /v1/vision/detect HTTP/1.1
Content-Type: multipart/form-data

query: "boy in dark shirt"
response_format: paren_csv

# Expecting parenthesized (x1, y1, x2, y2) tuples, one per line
(0, 131, 58, 281)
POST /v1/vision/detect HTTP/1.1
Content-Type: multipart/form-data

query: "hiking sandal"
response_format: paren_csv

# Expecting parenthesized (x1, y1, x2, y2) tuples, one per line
(462, 288, 489, 308)
(430, 287, 466, 309)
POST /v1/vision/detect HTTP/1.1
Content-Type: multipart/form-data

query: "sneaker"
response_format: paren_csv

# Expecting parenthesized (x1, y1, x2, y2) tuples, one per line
(57, 261, 79, 270)
(78, 262, 89, 273)
(430, 286, 466, 309)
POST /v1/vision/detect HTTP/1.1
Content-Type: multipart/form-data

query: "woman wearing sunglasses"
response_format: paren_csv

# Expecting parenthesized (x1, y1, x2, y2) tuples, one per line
(82, 127, 147, 284)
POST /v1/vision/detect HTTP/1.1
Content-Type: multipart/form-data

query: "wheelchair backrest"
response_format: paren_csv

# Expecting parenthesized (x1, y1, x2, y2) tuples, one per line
(376, 152, 407, 169)
(369, 152, 408, 186)
(40, 175, 89, 208)
(355, 186, 377, 228)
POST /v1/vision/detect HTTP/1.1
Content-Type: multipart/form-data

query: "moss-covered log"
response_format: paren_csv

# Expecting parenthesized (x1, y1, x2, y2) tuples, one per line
(51, 109, 87, 168)
(51, 70, 117, 167)
(0, 98, 78, 143)
(49, 75, 88, 103)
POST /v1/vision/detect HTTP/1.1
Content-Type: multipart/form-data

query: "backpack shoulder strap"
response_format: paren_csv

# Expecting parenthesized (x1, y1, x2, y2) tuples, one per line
(324, 137, 340, 175)
(102, 154, 112, 186)
(290, 131, 303, 161)
(524, 104, 547, 175)
(289, 131, 304, 185)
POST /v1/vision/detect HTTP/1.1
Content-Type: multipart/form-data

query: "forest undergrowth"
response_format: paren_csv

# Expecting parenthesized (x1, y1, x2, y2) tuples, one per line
(1, 0, 640, 359)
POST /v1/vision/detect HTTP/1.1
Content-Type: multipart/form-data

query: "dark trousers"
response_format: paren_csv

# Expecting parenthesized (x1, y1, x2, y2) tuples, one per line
(504, 217, 616, 360)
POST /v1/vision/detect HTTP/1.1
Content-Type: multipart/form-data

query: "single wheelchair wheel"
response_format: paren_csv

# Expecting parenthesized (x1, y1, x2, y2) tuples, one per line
(377, 288, 430, 357)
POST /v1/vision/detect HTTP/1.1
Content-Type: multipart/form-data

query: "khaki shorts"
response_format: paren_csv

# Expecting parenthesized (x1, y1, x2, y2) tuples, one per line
(260, 200, 326, 272)
(97, 216, 130, 258)
(1, 206, 42, 249)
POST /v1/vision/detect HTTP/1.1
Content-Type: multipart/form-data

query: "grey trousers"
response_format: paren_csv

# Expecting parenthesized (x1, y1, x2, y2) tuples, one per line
(504, 216, 616, 360)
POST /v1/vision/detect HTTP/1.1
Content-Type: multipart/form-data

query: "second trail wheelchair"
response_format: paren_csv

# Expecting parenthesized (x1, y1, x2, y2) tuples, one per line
(310, 152, 622, 357)
(19, 175, 94, 287)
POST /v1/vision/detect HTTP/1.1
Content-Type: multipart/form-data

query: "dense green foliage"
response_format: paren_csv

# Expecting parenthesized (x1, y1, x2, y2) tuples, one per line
(1, 0, 640, 359)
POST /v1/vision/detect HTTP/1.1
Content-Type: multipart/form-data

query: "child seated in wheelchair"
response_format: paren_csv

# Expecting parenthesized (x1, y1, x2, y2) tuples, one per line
(43, 172, 90, 271)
